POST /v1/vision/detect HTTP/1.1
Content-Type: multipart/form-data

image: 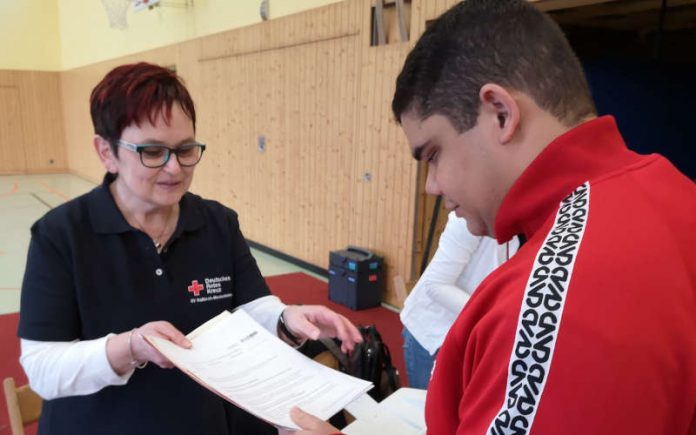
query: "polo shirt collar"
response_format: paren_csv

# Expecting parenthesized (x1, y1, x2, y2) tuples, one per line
(88, 173, 206, 235)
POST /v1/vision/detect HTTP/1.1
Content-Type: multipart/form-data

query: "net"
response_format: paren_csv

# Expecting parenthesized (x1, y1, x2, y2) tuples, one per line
(101, 0, 130, 30)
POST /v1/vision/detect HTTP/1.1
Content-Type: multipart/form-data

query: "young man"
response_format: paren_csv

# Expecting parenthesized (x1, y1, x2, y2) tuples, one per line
(290, 0, 696, 433)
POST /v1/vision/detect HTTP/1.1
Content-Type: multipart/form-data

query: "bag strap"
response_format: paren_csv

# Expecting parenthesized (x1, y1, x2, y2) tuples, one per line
(319, 338, 351, 371)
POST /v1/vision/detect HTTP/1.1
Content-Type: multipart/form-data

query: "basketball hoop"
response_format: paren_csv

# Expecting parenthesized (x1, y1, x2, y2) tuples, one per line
(133, 0, 162, 12)
(102, 0, 130, 29)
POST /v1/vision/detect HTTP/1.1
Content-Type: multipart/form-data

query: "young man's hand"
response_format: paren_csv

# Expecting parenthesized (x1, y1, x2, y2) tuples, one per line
(277, 407, 342, 435)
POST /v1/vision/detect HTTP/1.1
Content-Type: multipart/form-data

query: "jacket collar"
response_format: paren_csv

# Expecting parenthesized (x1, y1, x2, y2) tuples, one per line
(495, 116, 642, 243)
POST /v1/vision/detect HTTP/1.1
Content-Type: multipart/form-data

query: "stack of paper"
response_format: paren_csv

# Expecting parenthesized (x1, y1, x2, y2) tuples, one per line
(343, 388, 427, 434)
(146, 310, 373, 430)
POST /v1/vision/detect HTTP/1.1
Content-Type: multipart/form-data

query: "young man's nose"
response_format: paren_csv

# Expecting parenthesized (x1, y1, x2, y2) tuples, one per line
(425, 170, 441, 196)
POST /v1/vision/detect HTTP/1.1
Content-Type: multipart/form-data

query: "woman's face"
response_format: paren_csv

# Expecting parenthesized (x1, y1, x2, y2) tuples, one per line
(109, 103, 197, 210)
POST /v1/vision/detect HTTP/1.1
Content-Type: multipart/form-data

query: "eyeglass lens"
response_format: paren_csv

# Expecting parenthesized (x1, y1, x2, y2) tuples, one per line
(140, 145, 204, 168)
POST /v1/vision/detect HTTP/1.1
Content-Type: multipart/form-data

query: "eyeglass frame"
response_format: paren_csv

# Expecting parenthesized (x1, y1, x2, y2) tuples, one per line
(116, 140, 207, 168)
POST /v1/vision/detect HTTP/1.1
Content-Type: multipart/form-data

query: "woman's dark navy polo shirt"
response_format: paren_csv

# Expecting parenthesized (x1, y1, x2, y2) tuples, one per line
(18, 175, 277, 435)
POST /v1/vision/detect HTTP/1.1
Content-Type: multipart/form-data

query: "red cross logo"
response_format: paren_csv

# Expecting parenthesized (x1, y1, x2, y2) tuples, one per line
(188, 280, 204, 297)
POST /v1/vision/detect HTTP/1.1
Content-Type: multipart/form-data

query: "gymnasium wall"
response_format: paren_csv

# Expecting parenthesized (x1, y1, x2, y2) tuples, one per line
(0, 1, 61, 71)
(57, 0, 343, 71)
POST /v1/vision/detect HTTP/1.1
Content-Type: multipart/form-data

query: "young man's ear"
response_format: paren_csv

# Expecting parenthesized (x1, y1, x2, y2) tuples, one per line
(478, 83, 520, 144)
(93, 135, 118, 174)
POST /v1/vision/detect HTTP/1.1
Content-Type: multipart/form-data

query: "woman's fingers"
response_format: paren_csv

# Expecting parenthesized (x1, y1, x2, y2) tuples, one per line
(283, 306, 363, 352)
(132, 321, 191, 368)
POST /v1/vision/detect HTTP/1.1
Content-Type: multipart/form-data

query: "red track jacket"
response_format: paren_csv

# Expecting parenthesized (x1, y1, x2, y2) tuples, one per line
(425, 116, 696, 434)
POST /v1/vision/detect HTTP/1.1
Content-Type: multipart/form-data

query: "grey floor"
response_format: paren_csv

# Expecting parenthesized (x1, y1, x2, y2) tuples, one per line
(0, 173, 323, 315)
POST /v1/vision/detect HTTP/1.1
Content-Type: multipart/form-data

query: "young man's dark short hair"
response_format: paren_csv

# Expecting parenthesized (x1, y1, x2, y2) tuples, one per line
(392, 0, 596, 132)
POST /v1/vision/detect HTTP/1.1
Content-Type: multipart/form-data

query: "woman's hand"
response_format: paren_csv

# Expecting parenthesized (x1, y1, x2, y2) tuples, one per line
(280, 305, 362, 353)
(107, 320, 191, 374)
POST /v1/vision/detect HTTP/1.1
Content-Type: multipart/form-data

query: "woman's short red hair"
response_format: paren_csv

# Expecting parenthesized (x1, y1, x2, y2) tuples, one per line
(90, 62, 196, 152)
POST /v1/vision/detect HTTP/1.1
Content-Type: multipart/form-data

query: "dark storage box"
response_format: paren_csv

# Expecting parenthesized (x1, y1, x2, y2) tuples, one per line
(328, 246, 383, 310)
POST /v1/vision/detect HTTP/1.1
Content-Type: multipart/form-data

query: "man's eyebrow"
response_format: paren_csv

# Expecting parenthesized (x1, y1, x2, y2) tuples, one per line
(412, 143, 427, 160)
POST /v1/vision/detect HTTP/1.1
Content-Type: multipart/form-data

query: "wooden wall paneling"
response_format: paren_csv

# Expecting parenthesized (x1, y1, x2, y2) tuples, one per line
(271, 23, 284, 251)
(310, 40, 323, 261)
(323, 36, 335, 257)
(354, 47, 378, 255)
(352, 37, 415, 306)
(292, 41, 307, 259)
(60, 67, 106, 182)
(266, 49, 287, 248)
(371, 46, 389, 294)
(387, 46, 407, 292)
(0, 71, 66, 174)
(222, 51, 258, 234)
(385, 45, 417, 307)
(281, 16, 300, 259)
(307, 39, 319, 260)
(311, 31, 323, 261)
(238, 51, 257, 225)
(0, 85, 26, 174)
(251, 51, 266, 243)
(347, 45, 368, 263)
(19, 72, 67, 173)
(378, 47, 394, 300)
(408, 0, 423, 43)
(314, 38, 334, 265)
(195, 57, 216, 200)
(326, 9, 341, 257)
(267, 11, 292, 254)
(368, 44, 385, 256)
(335, 6, 361, 258)
(191, 58, 221, 202)
(313, 8, 331, 264)
(290, 41, 304, 258)
(348, 0, 365, 253)
(331, 7, 346, 256)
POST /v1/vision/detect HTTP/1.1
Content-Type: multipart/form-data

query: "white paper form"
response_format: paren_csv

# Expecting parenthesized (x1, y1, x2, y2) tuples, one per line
(145, 310, 372, 430)
(343, 388, 427, 434)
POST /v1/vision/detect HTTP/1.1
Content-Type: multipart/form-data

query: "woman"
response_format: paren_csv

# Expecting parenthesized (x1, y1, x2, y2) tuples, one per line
(18, 62, 362, 435)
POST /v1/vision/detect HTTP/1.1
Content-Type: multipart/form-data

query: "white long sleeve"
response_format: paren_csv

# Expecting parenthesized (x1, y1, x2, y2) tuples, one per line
(20, 295, 287, 401)
(20, 335, 132, 400)
(239, 294, 286, 334)
(401, 212, 518, 355)
(427, 283, 471, 315)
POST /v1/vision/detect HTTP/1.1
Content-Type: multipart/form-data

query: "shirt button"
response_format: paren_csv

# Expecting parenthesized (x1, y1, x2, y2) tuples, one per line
(155, 268, 164, 277)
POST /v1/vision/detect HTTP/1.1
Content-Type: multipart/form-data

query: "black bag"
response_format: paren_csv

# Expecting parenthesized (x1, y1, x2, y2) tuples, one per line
(317, 325, 401, 402)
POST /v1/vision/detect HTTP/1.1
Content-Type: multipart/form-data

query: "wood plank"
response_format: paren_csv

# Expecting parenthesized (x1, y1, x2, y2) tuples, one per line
(0, 87, 26, 174)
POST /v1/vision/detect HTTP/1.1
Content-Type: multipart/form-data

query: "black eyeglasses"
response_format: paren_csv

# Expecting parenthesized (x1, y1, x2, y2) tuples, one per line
(117, 140, 206, 168)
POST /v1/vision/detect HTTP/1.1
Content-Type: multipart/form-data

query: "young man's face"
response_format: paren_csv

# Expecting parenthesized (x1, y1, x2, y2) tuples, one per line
(401, 111, 504, 238)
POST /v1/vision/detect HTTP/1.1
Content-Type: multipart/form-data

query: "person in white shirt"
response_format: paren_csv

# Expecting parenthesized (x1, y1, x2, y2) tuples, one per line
(400, 211, 519, 388)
